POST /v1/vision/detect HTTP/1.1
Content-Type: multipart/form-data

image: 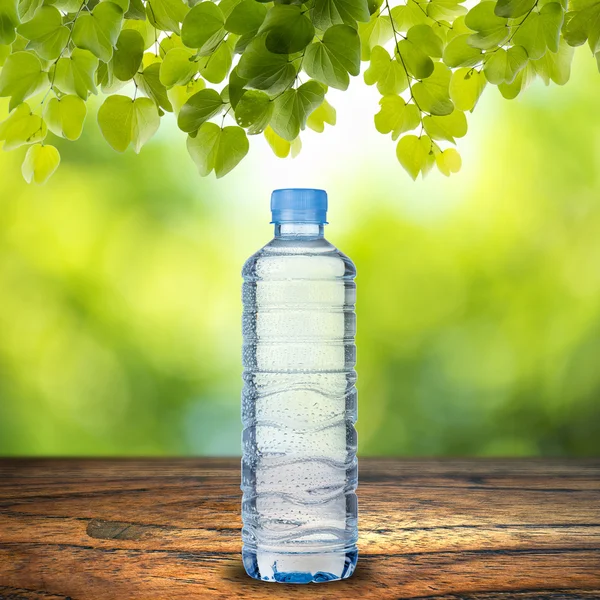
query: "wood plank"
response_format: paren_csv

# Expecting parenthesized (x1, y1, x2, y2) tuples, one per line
(0, 458, 598, 599)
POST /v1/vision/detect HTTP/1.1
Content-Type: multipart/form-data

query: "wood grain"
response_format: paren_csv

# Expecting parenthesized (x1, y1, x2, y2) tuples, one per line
(0, 458, 598, 600)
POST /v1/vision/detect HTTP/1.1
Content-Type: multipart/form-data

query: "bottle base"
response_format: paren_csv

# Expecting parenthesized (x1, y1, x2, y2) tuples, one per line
(242, 547, 358, 583)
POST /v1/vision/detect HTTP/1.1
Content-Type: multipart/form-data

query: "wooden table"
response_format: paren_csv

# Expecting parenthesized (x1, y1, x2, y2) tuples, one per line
(0, 458, 599, 599)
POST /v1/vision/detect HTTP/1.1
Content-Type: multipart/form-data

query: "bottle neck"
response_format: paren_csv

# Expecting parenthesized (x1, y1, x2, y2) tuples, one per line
(274, 223, 325, 239)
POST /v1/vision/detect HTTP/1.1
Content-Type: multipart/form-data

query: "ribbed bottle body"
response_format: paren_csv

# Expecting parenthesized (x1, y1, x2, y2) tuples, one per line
(241, 234, 358, 583)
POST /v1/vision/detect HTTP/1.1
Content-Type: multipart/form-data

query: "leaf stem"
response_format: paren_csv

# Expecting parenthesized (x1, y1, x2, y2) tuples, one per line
(385, 0, 423, 116)
(485, 0, 539, 62)
(505, 0, 539, 45)
(203, 36, 227, 68)
(275, 49, 306, 100)
(413, 0, 452, 28)
(39, 0, 88, 107)
(221, 105, 232, 127)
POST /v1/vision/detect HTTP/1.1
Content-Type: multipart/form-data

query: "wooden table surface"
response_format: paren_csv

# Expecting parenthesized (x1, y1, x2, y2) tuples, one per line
(0, 458, 599, 599)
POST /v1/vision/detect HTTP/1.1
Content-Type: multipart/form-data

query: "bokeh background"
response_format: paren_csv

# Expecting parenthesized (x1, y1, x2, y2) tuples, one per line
(1, 50, 599, 457)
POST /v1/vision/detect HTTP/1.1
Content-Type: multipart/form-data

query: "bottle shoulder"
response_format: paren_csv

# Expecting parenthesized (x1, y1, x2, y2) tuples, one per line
(242, 237, 356, 280)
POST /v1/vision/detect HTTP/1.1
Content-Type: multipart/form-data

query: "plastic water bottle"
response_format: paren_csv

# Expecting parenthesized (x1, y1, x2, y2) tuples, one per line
(241, 189, 358, 583)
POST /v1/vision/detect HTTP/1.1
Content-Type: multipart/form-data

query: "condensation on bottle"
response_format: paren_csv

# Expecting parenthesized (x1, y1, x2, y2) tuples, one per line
(241, 188, 358, 583)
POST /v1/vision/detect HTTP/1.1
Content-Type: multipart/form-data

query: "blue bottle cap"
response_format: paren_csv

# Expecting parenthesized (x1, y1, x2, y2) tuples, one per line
(270, 188, 328, 224)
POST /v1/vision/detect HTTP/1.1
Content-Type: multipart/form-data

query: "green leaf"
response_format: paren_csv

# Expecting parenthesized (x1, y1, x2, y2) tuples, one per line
(234, 30, 254, 53)
(391, 0, 432, 32)
(186, 121, 219, 175)
(304, 24, 360, 91)
(160, 47, 197, 86)
(412, 62, 453, 115)
(52, 0, 84, 12)
(167, 77, 205, 114)
(22, 143, 59, 184)
(0, 0, 18, 45)
(514, 4, 563, 59)
(406, 24, 443, 58)
(570, 0, 599, 12)
(146, 0, 188, 34)
(443, 34, 483, 67)
(186, 122, 249, 177)
(17, 5, 56, 39)
(449, 67, 486, 111)
(96, 59, 124, 95)
(29, 29, 69, 61)
(540, 2, 564, 53)
(17, 5, 69, 60)
(53, 48, 99, 99)
(259, 4, 314, 54)
(97, 94, 160, 152)
(197, 35, 233, 83)
(435, 147, 461, 175)
(364, 45, 408, 95)
(234, 89, 272, 134)
(72, 1, 124, 62)
(512, 12, 543, 59)
(311, 0, 370, 30)
(563, 3, 600, 50)
(483, 45, 528, 84)
(264, 123, 291, 157)
(423, 108, 467, 142)
(113, 28, 144, 80)
(495, 0, 536, 18)
(307, 98, 336, 132)
(11, 32, 27, 51)
(177, 87, 223, 132)
(446, 16, 472, 42)
(135, 61, 173, 111)
(464, 2, 502, 30)
(290, 136, 302, 157)
(359, 15, 393, 60)
(228, 67, 247, 108)
(532, 37, 573, 84)
(0, 51, 47, 110)
(123, 19, 156, 50)
(465, 1, 509, 50)
(142, 52, 162, 68)
(131, 96, 160, 152)
(428, 0, 467, 21)
(368, 0, 383, 14)
(374, 95, 420, 140)
(125, 0, 145, 20)
(159, 32, 184, 57)
(97, 94, 133, 151)
(396, 134, 432, 180)
(270, 79, 324, 141)
(0, 43, 9, 65)
(396, 39, 434, 79)
(43, 94, 86, 140)
(0, 102, 46, 150)
(181, 1, 225, 53)
(18, 0, 43, 23)
(562, 9, 588, 47)
(218, 0, 240, 18)
(237, 35, 297, 94)
(225, 0, 266, 34)
(497, 60, 536, 97)
(212, 125, 249, 177)
(110, 0, 131, 15)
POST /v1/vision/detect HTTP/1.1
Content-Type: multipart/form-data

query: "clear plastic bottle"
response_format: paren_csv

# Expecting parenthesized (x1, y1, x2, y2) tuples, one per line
(241, 188, 358, 583)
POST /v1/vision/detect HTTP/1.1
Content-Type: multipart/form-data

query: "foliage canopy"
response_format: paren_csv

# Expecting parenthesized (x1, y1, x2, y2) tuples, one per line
(0, 0, 596, 182)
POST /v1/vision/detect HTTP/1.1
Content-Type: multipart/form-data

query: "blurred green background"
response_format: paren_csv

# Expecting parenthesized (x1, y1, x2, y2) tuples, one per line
(1, 51, 599, 457)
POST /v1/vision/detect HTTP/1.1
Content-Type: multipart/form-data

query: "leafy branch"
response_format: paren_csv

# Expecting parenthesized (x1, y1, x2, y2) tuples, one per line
(0, 0, 596, 183)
